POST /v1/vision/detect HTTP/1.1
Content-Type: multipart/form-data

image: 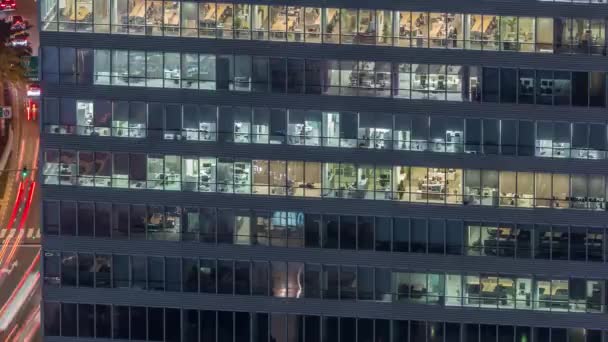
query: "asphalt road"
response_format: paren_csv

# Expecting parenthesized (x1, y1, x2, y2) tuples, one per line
(0, 0, 41, 332)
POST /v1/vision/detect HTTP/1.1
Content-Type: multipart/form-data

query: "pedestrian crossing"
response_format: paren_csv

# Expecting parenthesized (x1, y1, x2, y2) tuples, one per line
(0, 228, 41, 240)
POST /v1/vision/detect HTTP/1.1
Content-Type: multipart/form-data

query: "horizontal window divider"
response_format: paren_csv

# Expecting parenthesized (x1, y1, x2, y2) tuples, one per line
(41, 186, 608, 227)
(43, 235, 608, 278)
(41, 134, 608, 175)
(42, 85, 608, 123)
(43, 287, 608, 330)
(40, 31, 608, 72)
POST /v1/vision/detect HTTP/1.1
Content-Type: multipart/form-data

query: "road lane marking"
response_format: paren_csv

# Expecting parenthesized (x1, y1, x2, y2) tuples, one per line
(26, 228, 33, 238)
(0, 228, 5, 239)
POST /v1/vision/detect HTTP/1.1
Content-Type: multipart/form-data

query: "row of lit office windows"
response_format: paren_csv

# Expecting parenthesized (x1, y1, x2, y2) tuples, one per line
(44, 302, 605, 342)
(43, 252, 607, 314)
(45, 98, 608, 160)
(43, 150, 608, 211)
(40, 0, 608, 56)
(41, 47, 608, 107)
(42, 202, 608, 263)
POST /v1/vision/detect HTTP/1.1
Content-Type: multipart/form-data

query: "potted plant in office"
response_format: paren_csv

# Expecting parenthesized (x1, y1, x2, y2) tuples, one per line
(381, 19, 390, 44)
(234, 16, 242, 38)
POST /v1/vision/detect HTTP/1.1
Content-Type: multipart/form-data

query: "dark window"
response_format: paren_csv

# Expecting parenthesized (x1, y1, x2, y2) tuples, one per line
(322, 215, 339, 249)
(148, 256, 164, 291)
(516, 224, 533, 259)
(78, 304, 95, 337)
(183, 258, 199, 292)
(552, 328, 567, 342)
(270, 58, 286, 93)
(200, 207, 217, 243)
(446, 221, 463, 255)
(357, 267, 374, 300)
(498, 325, 514, 342)
(304, 264, 321, 298)
(252, 57, 269, 92)
(482, 68, 499, 103)
(465, 118, 482, 154)
(252, 261, 269, 296)
(60, 201, 77, 236)
(340, 317, 356, 342)
(483, 119, 499, 155)
(340, 215, 356, 250)
(218, 260, 234, 294)
(218, 311, 234, 342)
(287, 59, 305, 93)
(43, 201, 60, 235)
(77, 202, 94, 236)
(357, 216, 374, 250)
(95, 254, 111, 288)
(464, 323, 479, 342)
(217, 209, 234, 244)
(410, 321, 426, 342)
(358, 318, 373, 342)
(572, 72, 589, 107)
(533, 327, 551, 342)
(446, 322, 461, 342)
(61, 303, 77, 336)
(339, 266, 356, 300)
(131, 255, 147, 289)
(252, 312, 268, 342)
(516, 327, 531, 342)
(428, 219, 445, 254)
(411, 218, 427, 253)
(500, 120, 517, 156)
(235, 261, 251, 295)
(304, 316, 320, 342)
(500, 68, 517, 103)
(166, 257, 181, 291)
(235, 312, 251, 342)
(130, 204, 147, 239)
(535, 224, 551, 259)
(518, 121, 535, 156)
(200, 259, 217, 293)
(112, 306, 129, 339)
(78, 253, 94, 287)
(183, 309, 199, 342)
(148, 307, 164, 341)
(112, 254, 129, 288)
(165, 308, 181, 342)
(304, 214, 321, 248)
(480, 324, 497, 342)
(131, 306, 147, 340)
(518, 69, 535, 104)
(589, 72, 606, 107)
(428, 322, 444, 342)
(393, 320, 409, 342)
(322, 265, 339, 299)
(44, 251, 60, 286)
(42, 46, 59, 83)
(322, 317, 338, 342)
(94, 202, 111, 237)
(44, 302, 60, 336)
(95, 304, 112, 338)
(393, 217, 409, 252)
(112, 203, 129, 238)
(61, 252, 77, 286)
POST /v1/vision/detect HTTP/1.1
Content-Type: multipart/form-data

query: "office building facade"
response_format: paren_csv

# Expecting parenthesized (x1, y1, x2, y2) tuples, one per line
(39, 0, 608, 340)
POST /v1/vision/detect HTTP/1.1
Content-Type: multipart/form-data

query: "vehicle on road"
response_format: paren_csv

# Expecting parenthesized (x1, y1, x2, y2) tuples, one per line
(0, 261, 18, 286)
(0, 0, 16, 11)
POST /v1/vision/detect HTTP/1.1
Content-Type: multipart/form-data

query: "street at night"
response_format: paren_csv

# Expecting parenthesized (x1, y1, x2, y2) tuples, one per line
(0, 0, 41, 339)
